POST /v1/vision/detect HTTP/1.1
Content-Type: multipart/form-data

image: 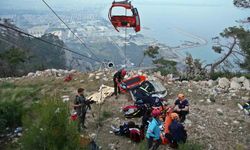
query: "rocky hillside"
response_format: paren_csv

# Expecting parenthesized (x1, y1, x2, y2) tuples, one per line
(0, 69, 249, 150)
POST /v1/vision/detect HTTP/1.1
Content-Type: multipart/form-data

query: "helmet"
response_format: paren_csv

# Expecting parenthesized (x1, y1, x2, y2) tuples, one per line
(121, 69, 127, 77)
(170, 113, 179, 120)
(151, 108, 161, 117)
(178, 93, 185, 100)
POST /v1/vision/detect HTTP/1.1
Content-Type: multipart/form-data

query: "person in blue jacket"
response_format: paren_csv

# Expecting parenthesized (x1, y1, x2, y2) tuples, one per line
(146, 109, 162, 150)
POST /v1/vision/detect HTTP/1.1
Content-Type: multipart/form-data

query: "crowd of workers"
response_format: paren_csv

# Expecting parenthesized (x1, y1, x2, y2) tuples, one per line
(73, 69, 190, 149)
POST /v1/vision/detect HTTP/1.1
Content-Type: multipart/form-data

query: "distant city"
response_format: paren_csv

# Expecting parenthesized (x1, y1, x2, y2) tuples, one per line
(0, 8, 200, 70)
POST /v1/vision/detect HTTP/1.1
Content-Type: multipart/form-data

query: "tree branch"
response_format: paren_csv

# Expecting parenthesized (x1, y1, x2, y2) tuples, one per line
(210, 37, 237, 73)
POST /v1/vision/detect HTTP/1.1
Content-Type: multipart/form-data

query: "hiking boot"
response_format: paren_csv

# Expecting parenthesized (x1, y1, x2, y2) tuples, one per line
(243, 109, 249, 115)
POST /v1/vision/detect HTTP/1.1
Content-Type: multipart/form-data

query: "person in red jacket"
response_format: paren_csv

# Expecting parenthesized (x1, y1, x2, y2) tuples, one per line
(113, 69, 126, 98)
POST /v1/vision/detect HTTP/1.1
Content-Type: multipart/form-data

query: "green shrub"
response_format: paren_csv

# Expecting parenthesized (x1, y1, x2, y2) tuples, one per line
(138, 140, 147, 150)
(178, 141, 203, 150)
(0, 83, 40, 103)
(102, 110, 112, 119)
(0, 82, 16, 89)
(210, 71, 250, 80)
(21, 97, 82, 150)
(153, 58, 178, 76)
(0, 101, 23, 134)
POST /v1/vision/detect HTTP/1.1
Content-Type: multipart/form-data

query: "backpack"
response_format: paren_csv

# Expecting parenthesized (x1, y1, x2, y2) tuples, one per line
(129, 128, 143, 142)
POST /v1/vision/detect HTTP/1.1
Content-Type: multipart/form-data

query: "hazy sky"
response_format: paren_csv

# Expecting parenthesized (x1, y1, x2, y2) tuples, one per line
(0, 0, 230, 10)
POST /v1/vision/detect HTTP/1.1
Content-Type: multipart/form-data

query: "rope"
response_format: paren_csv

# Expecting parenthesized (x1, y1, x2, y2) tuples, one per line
(42, 0, 101, 62)
(0, 23, 102, 63)
(124, 8, 128, 67)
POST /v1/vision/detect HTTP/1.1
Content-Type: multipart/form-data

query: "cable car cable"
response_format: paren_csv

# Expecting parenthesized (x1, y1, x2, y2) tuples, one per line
(0, 23, 102, 63)
(124, 7, 128, 67)
(42, 0, 101, 62)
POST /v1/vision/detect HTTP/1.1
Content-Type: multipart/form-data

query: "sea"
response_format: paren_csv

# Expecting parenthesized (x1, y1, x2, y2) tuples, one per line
(102, 0, 250, 64)
(1, 0, 249, 64)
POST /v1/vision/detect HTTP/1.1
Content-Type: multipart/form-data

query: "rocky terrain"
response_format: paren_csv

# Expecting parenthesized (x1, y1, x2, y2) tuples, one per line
(0, 69, 250, 150)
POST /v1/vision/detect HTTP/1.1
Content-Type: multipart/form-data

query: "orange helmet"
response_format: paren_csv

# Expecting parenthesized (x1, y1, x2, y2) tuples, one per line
(170, 113, 179, 120)
(178, 93, 185, 100)
(151, 108, 161, 118)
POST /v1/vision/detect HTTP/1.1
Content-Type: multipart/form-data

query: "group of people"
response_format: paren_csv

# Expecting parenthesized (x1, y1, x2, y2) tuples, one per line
(113, 69, 190, 149)
(145, 93, 189, 150)
(73, 68, 190, 150)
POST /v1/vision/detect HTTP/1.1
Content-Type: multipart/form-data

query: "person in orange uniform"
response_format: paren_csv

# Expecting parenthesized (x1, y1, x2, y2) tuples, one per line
(165, 113, 187, 148)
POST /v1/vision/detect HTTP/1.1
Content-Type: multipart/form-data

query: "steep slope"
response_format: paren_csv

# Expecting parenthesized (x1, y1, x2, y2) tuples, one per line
(0, 70, 249, 150)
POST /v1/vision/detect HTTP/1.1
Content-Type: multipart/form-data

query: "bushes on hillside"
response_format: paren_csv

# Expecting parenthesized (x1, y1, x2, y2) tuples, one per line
(210, 71, 250, 80)
(0, 101, 23, 134)
(21, 98, 82, 150)
(178, 140, 203, 150)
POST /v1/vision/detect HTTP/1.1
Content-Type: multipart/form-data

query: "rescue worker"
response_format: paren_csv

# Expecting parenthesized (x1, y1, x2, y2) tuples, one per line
(73, 88, 94, 131)
(173, 94, 189, 122)
(146, 109, 162, 150)
(165, 113, 187, 149)
(113, 69, 126, 98)
(141, 105, 151, 131)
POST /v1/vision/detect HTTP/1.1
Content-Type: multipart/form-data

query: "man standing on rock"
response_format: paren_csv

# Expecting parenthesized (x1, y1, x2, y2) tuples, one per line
(173, 94, 189, 122)
(113, 69, 127, 98)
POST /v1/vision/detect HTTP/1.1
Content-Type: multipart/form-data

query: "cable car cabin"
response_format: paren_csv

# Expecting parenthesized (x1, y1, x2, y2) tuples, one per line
(108, 0, 140, 32)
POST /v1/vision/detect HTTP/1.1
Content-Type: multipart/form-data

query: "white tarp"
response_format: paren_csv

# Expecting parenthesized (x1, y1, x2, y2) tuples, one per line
(87, 85, 114, 104)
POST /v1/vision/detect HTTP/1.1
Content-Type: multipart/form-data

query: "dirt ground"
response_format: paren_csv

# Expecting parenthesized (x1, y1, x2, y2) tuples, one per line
(84, 81, 250, 150)
(1, 72, 249, 150)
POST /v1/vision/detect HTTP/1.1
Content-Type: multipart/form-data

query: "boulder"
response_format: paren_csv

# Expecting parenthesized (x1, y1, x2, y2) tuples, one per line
(243, 79, 250, 90)
(199, 99, 205, 102)
(241, 96, 249, 101)
(137, 70, 143, 75)
(182, 80, 189, 84)
(57, 69, 68, 76)
(230, 80, 241, 90)
(35, 71, 42, 77)
(96, 72, 103, 76)
(238, 76, 247, 83)
(88, 73, 95, 79)
(233, 120, 239, 124)
(218, 78, 230, 89)
(43, 69, 53, 77)
(206, 99, 212, 103)
(95, 76, 100, 80)
(199, 81, 208, 87)
(27, 72, 35, 77)
(207, 80, 216, 87)
(103, 77, 109, 81)
(198, 125, 205, 130)
(216, 108, 223, 115)
(51, 69, 59, 76)
(69, 69, 77, 74)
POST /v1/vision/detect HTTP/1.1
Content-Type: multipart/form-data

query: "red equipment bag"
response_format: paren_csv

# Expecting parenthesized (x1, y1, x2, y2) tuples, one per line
(70, 112, 78, 121)
(129, 128, 143, 142)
